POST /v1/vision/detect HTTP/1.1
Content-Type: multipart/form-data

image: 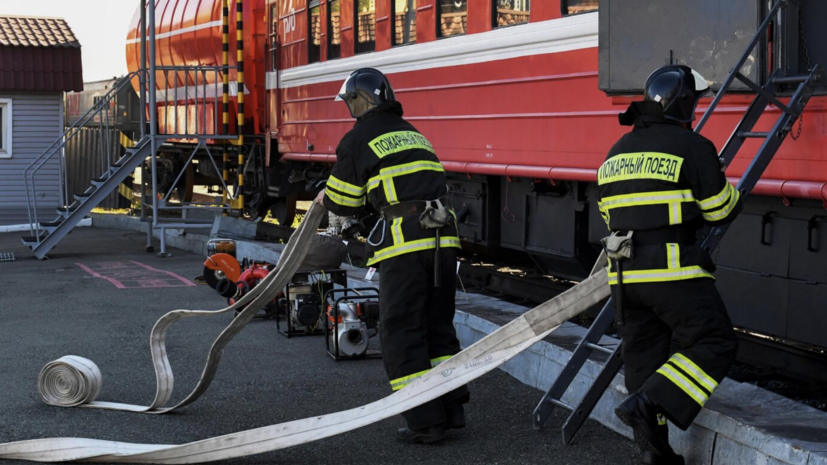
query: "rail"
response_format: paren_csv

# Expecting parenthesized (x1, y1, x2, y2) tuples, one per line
(154, 65, 239, 139)
(23, 71, 140, 242)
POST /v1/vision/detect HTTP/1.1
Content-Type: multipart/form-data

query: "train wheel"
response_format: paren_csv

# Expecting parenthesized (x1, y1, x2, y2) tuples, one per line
(269, 195, 298, 227)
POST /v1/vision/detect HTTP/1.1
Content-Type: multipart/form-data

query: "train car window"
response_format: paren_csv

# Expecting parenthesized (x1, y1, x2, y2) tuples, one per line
(329, 0, 341, 59)
(269, 4, 278, 70)
(356, 0, 376, 54)
(494, 1, 529, 28)
(393, 0, 417, 46)
(309, 0, 321, 63)
(439, 0, 467, 38)
(563, 0, 597, 15)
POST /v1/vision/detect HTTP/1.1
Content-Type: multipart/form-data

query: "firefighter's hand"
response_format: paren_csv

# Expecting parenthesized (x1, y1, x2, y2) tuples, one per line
(314, 189, 325, 205)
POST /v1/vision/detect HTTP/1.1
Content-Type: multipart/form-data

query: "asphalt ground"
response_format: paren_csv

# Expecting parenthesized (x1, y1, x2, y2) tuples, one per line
(0, 227, 640, 465)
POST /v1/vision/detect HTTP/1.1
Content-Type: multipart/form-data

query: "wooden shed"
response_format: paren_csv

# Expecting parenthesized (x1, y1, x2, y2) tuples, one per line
(0, 15, 83, 226)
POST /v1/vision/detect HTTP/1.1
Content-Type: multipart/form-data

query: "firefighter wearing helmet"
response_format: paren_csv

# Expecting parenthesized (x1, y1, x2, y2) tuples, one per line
(315, 68, 469, 444)
(596, 65, 742, 465)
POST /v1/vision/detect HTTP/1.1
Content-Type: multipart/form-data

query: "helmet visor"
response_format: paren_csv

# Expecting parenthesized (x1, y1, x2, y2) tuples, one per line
(691, 69, 711, 93)
(334, 75, 353, 102)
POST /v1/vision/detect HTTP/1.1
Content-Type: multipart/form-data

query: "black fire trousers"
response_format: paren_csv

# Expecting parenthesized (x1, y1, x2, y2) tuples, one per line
(378, 247, 470, 430)
(614, 277, 738, 430)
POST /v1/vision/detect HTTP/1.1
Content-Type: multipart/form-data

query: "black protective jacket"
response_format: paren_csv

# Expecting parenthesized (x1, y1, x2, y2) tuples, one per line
(596, 101, 742, 284)
(323, 102, 460, 266)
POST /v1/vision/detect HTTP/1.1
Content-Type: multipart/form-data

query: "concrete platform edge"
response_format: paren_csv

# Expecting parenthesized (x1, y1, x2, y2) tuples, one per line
(452, 310, 827, 465)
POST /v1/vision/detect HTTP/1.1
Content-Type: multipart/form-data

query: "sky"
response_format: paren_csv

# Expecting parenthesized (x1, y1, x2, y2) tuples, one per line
(1, 0, 138, 82)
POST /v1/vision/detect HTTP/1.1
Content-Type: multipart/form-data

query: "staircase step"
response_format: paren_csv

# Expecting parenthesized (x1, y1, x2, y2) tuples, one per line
(113, 156, 132, 168)
(771, 75, 810, 84)
(40, 220, 64, 228)
(57, 202, 80, 214)
(737, 131, 770, 138)
(82, 185, 97, 195)
(21, 234, 49, 247)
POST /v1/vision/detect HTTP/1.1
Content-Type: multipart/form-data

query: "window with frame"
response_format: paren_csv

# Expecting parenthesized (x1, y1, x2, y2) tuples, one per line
(563, 0, 598, 15)
(495, 0, 529, 28)
(439, 0, 467, 38)
(309, 0, 321, 63)
(394, 0, 417, 46)
(269, 4, 279, 70)
(356, 0, 376, 54)
(0, 99, 11, 158)
(328, 0, 341, 59)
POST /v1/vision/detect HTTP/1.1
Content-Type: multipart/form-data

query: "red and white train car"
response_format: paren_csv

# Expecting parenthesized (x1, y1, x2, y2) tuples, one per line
(127, 0, 827, 356)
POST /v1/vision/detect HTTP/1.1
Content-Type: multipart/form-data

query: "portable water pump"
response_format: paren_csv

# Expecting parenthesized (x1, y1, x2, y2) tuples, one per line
(324, 288, 381, 360)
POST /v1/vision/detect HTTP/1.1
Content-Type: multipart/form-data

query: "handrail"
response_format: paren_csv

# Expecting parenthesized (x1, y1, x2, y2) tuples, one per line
(24, 70, 141, 239)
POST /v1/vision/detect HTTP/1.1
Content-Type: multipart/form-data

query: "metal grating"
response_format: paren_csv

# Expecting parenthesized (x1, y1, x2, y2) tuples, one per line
(0, 252, 15, 262)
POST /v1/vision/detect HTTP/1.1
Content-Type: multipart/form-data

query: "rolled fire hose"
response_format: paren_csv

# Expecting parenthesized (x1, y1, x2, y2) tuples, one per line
(36, 203, 326, 414)
(0, 204, 611, 463)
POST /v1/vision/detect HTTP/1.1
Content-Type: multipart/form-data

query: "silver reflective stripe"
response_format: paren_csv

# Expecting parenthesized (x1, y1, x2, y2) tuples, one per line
(671, 354, 718, 392)
(599, 190, 694, 208)
(667, 243, 679, 270)
(608, 266, 713, 284)
(702, 189, 740, 221)
(698, 183, 733, 211)
(657, 364, 709, 406)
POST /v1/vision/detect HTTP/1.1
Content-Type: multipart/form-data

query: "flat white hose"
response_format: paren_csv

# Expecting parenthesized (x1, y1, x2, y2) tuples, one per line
(0, 202, 611, 463)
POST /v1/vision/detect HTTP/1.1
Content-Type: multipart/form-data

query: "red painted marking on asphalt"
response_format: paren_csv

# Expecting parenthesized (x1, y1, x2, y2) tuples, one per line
(75, 261, 196, 289)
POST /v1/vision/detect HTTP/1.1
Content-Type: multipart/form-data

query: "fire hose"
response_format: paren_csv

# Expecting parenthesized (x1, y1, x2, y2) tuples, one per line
(0, 202, 610, 463)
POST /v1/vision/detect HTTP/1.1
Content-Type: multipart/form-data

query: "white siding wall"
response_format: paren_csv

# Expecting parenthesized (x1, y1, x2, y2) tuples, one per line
(0, 93, 63, 226)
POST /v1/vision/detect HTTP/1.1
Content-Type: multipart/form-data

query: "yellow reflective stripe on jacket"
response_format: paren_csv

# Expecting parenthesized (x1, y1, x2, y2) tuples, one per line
(701, 188, 740, 222)
(367, 160, 445, 193)
(698, 183, 734, 211)
(657, 364, 709, 407)
(608, 242, 713, 284)
(328, 175, 366, 196)
(597, 152, 684, 185)
(367, 236, 461, 266)
(599, 189, 695, 210)
(391, 217, 404, 245)
(389, 368, 430, 391)
(326, 189, 366, 208)
(670, 353, 718, 392)
(383, 177, 399, 204)
(369, 131, 435, 158)
(608, 266, 714, 284)
(431, 355, 452, 367)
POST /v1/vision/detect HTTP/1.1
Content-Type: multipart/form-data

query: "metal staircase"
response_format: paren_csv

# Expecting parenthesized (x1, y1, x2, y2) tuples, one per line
(22, 73, 152, 259)
(532, 0, 821, 444)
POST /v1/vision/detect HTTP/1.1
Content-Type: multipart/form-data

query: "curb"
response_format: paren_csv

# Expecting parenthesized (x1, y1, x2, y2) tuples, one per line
(453, 308, 827, 465)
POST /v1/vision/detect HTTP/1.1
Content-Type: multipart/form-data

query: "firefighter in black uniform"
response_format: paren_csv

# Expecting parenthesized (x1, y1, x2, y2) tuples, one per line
(315, 68, 469, 444)
(597, 65, 742, 465)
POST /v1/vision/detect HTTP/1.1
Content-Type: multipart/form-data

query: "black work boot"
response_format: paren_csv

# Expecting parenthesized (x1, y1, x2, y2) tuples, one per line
(396, 425, 448, 444)
(444, 404, 466, 430)
(641, 418, 685, 464)
(642, 450, 685, 465)
(615, 392, 673, 457)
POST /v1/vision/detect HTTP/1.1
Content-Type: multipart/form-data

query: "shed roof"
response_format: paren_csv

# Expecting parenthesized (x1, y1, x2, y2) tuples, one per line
(0, 16, 83, 92)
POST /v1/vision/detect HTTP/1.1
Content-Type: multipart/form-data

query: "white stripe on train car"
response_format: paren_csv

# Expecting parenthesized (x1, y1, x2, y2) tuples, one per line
(154, 82, 251, 103)
(126, 20, 224, 45)
(266, 12, 598, 90)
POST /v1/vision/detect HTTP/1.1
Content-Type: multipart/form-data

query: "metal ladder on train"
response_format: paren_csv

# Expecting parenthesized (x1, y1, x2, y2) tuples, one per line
(21, 73, 153, 260)
(532, 0, 821, 444)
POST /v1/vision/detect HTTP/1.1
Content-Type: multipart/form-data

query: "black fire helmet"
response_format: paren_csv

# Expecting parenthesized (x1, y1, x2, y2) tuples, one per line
(644, 65, 711, 123)
(335, 68, 396, 119)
